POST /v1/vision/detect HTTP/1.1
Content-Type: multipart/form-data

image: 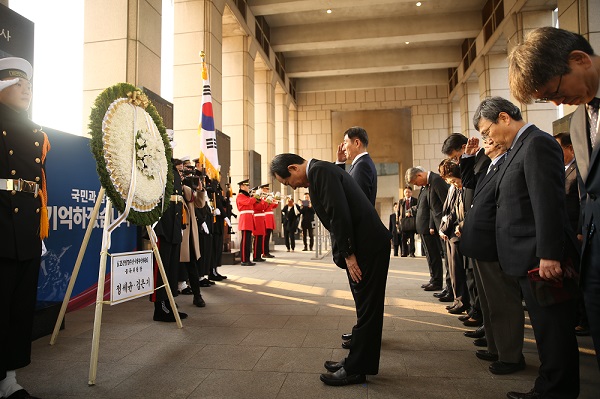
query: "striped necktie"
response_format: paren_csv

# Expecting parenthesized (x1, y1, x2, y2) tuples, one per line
(588, 98, 600, 148)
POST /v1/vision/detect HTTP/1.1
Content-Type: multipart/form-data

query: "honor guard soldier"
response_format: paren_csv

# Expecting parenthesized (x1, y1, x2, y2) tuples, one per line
(252, 186, 268, 262)
(236, 179, 257, 265)
(0, 57, 48, 399)
(152, 161, 188, 322)
(262, 184, 278, 258)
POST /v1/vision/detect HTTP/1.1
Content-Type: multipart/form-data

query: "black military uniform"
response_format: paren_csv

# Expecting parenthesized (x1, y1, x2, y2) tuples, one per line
(0, 57, 47, 399)
(152, 162, 187, 322)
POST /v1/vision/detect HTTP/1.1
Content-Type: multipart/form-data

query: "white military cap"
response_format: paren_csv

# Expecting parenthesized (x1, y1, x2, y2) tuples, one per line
(0, 57, 33, 80)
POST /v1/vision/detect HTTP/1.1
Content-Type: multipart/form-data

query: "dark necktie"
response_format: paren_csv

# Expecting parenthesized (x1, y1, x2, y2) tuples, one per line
(405, 199, 410, 210)
(588, 98, 600, 148)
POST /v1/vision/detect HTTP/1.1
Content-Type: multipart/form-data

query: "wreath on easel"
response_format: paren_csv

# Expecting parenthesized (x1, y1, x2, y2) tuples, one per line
(89, 83, 173, 226)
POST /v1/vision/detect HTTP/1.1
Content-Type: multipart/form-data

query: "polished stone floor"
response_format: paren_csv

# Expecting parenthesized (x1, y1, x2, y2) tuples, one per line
(18, 246, 599, 398)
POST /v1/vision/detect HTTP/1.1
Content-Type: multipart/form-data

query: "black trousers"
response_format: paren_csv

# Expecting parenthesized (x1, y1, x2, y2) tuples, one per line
(284, 229, 296, 250)
(343, 242, 390, 375)
(263, 229, 273, 256)
(302, 226, 314, 249)
(420, 233, 443, 286)
(240, 230, 252, 262)
(582, 225, 600, 369)
(446, 239, 469, 307)
(212, 233, 223, 268)
(253, 235, 264, 260)
(518, 277, 579, 398)
(153, 237, 180, 303)
(0, 256, 40, 380)
(400, 231, 415, 256)
(199, 233, 213, 275)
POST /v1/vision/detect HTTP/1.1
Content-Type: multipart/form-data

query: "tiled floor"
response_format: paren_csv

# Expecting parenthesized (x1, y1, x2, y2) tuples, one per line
(18, 246, 599, 398)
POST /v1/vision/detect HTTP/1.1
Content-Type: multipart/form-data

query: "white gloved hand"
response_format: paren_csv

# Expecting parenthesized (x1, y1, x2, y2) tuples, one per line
(215, 208, 221, 215)
(201, 222, 209, 234)
(224, 217, 231, 227)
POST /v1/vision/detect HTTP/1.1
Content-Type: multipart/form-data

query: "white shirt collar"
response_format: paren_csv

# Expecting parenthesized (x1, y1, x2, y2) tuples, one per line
(351, 151, 368, 165)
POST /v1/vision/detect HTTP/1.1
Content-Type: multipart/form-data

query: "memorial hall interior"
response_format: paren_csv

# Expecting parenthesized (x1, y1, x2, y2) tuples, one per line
(69, 0, 597, 216)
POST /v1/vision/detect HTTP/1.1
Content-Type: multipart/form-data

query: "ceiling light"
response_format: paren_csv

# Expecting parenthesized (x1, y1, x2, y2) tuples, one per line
(326, 9, 332, 14)
(405, 41, 410, 44)
(416, 2, 422, 6)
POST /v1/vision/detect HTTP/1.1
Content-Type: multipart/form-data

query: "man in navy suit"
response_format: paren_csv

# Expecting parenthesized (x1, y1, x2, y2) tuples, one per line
(509, 28, 600, 372)
(271, 153, 391, 386)
(475, 97, 579, 399)
(335, 126, 377, 347)
(460, 135, 525, 376)
(335, 126, 377, 205)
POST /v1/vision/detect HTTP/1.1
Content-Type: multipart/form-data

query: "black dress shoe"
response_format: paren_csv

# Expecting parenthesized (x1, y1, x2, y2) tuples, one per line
(464, 326, 485, 338)
(241, 262, 255, 266)
(506, 388, 540, 399)
(420, 283, 430, 288)
(448, 305, 468, 314)
(153, 301, 187, 321)
(263, 254, 275, 258)
(341, 333, 352, 340)
(216, 273, 228, 279)
(209, 273, 224, 281)
(254, 257, 266, 262)
(433, 290, 448, 298)
(438, 294, 454, 302)
(475, 350, 499, 361)
(463, 318, 483, 327)
(324, 359, 345, 372)
(180, 287, 193, 295)
(320, 367, 366, 386)
(342, 339, 352, 349)
(199, 279, 212, 287)
(6, 389, 42, 399)
(575, 325, 590, 336)
(458, 314, 470, 321)
(490, 357, 526, 375)
(302, 247, 308, 251)
(193, 294, 206, 307)
(409, 254, 416, 257)
(423, 284, 443, 291)
(473, 337, 488, 347)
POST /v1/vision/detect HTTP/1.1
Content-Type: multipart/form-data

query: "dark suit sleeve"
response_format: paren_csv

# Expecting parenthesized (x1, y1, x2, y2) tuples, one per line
(525, 134, 567, 260)
(460, 156, 477, 189)
(429, 177, 449, 230)
(352, 162, 374, 201)
(311, 164, 355, 256)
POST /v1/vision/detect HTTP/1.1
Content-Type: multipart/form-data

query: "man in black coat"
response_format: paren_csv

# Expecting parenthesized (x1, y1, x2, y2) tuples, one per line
(477, 97, 579, 399)
(509, 27, 600, 371)
(271, 153, 391, 387)
(405, 167, 449, 293)
(0, 57, 47, 399)
(460, 135, 525, 375)
(398, 187, 417, 257)
(300, 193, 315, 251)
(389, 202, 399, 256)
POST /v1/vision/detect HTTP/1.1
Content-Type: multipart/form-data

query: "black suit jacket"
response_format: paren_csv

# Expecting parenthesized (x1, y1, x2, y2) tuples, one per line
(155, 164, 183, 244)
(309, 160, 391, 269)
(461, 149, 491, 211)
(570, 104, 600, 282)
(495, 125, 568, 276)
(427, 172, 449, 232)
(460, 154, 505, 261)
(338, 153, 377, 205)
(564, 160, 581, 235)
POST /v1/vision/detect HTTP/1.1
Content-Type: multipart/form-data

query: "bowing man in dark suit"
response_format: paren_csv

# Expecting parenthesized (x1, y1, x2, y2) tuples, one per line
(460, 136, 525, 375)
(475, 97, 579, 399)
(509, 27, 600, 371)
(406, 167, 449, 292)
(335, 126, 377, 205)
(271, 153, 391, 387)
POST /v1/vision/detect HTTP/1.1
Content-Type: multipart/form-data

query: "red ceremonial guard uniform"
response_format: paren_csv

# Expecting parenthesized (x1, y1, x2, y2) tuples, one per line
(236, 179, 256, 265)
(252, 194, 268, 262)
(262, 184, 279, 258)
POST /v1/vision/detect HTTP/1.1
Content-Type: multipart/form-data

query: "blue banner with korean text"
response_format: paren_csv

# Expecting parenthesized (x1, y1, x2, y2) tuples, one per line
(39, 128, 137, 310)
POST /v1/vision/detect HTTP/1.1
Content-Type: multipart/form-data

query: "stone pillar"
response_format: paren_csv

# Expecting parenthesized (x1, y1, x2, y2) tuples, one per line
(254, 69, 276, 184)
(507, 9, 558, 132)
(222, 34, 256, 187)
(477, 54, 510, 101)
(172, 0, 225, 157)
(458, 81, 480, 137)
(83, 0, 162, 135)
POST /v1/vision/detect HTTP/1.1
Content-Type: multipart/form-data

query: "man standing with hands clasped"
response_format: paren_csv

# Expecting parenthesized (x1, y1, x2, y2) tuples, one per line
(271, 153, 391, 386)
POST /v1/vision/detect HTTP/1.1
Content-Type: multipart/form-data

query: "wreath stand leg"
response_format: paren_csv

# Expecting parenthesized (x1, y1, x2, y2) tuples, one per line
(145, 225, 183, 329)
(50, 187, 106, 345)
